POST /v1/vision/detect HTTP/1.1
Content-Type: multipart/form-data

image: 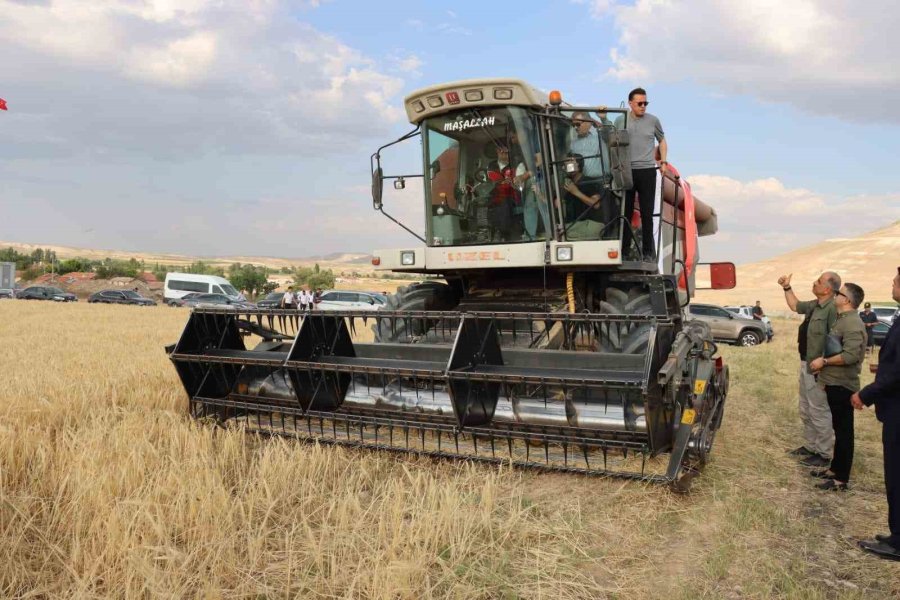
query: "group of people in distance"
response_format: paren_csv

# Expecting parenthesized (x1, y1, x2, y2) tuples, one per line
(780, 268, 900, 561)
(280, 286, 320, 311)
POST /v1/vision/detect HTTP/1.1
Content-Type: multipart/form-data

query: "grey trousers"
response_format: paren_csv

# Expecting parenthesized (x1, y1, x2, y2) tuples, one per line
(798, 362, 834, 458)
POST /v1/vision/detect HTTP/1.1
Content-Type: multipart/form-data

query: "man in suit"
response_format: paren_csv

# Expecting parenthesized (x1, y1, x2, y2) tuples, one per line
(854, 267, 900, 560)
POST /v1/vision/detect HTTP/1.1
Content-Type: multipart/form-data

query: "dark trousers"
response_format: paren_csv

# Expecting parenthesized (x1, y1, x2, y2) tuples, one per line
(826, 385, 854, 482)
(625, 168, 657, 256)
(884, 416, 900, 543)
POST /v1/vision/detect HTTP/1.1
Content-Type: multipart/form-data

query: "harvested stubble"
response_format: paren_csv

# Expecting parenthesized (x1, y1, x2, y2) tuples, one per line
(1, 302, 898, 599)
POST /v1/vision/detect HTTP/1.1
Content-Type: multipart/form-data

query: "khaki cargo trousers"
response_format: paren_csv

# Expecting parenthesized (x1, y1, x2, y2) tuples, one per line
(798, 361, 834, 458)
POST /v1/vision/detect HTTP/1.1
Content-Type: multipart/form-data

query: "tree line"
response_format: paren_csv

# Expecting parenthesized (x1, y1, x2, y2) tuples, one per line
(2, 247, 336, 299)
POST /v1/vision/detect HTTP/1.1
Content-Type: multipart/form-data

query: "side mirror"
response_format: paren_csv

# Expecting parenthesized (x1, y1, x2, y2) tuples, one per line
(430, 159, 441, 180)
(608, 129, 633, 191)
(372, 166, 384, 209)
(368, 298, 375, 305)
(693, 262, 737, 290)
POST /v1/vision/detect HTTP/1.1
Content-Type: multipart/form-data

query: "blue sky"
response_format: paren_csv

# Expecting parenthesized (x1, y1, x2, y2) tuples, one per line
(1, 0, 898, 264)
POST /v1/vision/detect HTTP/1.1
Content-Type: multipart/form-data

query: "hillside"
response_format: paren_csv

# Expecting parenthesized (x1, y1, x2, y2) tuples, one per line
(0, 240, 374, 274)
(695, 221, 900, 311)
(5, 221, 899, 309)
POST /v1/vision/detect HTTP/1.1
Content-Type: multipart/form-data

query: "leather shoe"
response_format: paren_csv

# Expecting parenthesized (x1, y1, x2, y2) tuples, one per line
(788, 446, 815, 457)
(858, 539, 900, 561)
(876, 533, 900, 544)
(800, 454, 830, 467)
(810, 469, 834, 479)
(816, 479, 848, 491)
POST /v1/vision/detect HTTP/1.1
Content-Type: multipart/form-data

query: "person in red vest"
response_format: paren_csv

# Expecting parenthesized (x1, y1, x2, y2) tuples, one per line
(485, 143, 522, 241)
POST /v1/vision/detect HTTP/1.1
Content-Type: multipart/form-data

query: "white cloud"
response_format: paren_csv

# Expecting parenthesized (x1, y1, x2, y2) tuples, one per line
(593, 0, 900, 121)
(688, 174, 900, 262)
(0, 0, 408, 158)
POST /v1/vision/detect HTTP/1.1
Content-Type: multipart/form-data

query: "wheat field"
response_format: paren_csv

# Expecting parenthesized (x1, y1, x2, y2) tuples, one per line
(1, 302, 898, 598)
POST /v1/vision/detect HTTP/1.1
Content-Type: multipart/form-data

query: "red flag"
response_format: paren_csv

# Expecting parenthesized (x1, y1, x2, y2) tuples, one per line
(0, 98, 7, 111)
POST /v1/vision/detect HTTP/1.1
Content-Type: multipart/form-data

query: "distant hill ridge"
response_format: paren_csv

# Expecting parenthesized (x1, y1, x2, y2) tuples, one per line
(5, 221, 899, 307)
(694, 220, 900, 309)
(0, 241, 373, 271)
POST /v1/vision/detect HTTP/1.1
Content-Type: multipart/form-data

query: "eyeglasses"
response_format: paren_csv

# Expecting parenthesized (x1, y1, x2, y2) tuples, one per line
(635, 101, 649, 107)
(835, 290, 847, 299)
(571, 120, 587, 126)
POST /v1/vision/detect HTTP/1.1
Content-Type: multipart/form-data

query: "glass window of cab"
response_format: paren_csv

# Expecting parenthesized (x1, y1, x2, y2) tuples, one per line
(422, 107, 550, 246)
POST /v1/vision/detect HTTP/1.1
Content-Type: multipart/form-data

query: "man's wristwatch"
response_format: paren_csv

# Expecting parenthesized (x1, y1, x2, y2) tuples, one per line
(823, 357, 829, 366)
(783, 286, 792, 291)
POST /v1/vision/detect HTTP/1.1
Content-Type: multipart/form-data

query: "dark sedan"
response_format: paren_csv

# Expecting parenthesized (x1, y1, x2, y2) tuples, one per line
(873, 321, 892, 347)
(18, 286, 77, 302)
(167, 292, 203, 307)
(256, 291, 286, 308)
(183, 293, 256, 310)
(88, 290, 156, 306)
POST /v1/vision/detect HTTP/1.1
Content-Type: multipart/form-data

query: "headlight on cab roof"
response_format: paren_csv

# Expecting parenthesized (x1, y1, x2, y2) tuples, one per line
(400, 251, 416, 266)
(556, 246, 573, 262)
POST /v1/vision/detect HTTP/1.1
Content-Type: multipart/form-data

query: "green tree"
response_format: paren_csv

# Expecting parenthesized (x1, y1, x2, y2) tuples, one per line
(228, 263, 270, 298)
(57, 258, 93, 275)
(293, 265, 335, 290)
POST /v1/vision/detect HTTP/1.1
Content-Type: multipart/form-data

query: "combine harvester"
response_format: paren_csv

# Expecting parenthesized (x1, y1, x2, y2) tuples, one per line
(168, 79, 735, 489)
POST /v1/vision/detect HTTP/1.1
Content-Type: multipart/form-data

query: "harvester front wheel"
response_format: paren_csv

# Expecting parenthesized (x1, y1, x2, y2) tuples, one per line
(374, 281, 461, 343)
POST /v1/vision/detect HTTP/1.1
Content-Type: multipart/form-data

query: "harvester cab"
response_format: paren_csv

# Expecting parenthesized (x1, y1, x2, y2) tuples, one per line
(169, 78, 735, 489)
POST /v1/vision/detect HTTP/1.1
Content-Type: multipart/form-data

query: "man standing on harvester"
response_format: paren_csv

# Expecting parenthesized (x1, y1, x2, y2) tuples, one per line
(615, 87, 667, 261)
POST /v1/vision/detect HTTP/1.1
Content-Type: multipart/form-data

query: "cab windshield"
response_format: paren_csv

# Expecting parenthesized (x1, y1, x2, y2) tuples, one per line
(549, 110, 620, 241)
(423, 107, 550, 246)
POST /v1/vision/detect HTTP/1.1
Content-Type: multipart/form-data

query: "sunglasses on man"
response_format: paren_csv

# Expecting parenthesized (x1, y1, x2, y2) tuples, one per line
(635, 101, 649, 107)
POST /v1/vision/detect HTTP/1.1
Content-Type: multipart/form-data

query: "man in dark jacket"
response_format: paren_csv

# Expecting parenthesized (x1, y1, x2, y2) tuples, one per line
(854, 267, 900, 560)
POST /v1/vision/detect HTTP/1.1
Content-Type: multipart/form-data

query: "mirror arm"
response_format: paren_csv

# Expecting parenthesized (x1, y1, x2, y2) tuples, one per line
(378, 206, 426, 243)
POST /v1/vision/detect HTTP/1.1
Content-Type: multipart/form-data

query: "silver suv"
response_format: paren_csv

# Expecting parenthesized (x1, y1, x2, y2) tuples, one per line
(872, 305, 899, 326)
(725, 305, 774, 342)
(316, 291, 386, 311)
(687, 303, 767, 347)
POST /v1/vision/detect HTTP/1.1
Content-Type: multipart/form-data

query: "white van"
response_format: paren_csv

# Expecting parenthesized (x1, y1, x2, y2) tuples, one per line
(163, 273, 244, 303)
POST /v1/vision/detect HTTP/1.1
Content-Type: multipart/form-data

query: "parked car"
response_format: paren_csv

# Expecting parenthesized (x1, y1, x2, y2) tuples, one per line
(88, 289, 156, 306)
(256, 291, 286, 309)
(724, 305, 774, 342)
(686, 303, 767, 346)
(873, 321, 891, 347)
(17, 286, 77, 302)
(167, 292, 203, 307)
(872, 305, 900, 326)
(0, 288, 14, 299)
(316, 290, 386, 311)
(183, 293, 256, 310)
(163, 272, 244, 304)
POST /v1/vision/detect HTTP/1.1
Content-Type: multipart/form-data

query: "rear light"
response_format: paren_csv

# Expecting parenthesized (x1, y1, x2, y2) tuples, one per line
(608, 250, 619, 259)
(371, 257, 381, 266)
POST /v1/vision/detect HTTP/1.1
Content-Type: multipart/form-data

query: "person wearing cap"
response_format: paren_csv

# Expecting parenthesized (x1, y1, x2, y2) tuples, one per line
(558, 153, 605, 240)
(853, 267, 900, 560)
(861, 302, 879, 355)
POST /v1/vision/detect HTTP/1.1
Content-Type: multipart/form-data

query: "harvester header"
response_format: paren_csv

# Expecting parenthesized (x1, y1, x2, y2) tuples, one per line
(170, 78, 735, 489)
